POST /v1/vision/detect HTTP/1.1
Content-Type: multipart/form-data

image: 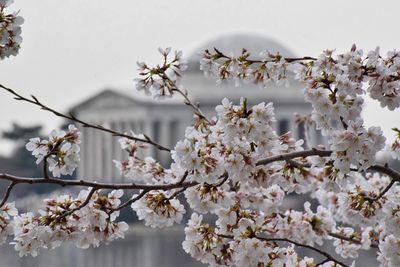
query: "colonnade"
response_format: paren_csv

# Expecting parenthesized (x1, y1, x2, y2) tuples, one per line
(79, 119, 185, 181)
(78, 117, 322, 182)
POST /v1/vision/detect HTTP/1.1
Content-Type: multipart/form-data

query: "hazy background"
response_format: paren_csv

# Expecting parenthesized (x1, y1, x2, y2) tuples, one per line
(0, 0, 398, 156)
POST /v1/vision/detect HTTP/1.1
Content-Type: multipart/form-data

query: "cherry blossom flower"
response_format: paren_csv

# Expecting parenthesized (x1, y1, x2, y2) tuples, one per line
(25, 124, 81, 177)
(0, 0, 23, 60)
(131, 190, 185, 228)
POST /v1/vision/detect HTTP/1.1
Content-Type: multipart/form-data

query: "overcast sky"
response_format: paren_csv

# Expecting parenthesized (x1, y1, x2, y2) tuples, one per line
(0, 0, 398, 156)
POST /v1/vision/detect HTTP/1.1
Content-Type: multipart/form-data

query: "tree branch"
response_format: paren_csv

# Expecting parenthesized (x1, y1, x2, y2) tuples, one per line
(256, 149, 332, 166)
(172, 86, 210, 123)
(0, 181, 16, 207)
(0, 173, 196, 191)
(365, 178, 396, 203)
(0, 84, 171, 152)
(113, 189, 150, 212)
(257, 236, 349, 267)
(219, 233, 348, 267)
(328, 231, 378, 249)
(256, 149, 400, 184)
(56, 187, 97, 221)
(159, 73, 210, 123)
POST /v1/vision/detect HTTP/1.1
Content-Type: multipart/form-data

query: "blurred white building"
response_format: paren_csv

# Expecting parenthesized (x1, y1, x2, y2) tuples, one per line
(70, 33, 320, 182)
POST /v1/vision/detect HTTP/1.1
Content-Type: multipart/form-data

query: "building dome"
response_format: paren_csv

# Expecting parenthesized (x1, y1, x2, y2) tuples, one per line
(186, 33, 295, 72)
(181, 33, 301, 104)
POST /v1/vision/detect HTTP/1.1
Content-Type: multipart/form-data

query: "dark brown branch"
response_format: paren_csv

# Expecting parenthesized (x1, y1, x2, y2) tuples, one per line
(57, 187, 97, 221)
(213, 49, 317, 63)
(0, 173, 196, 191)
(368, 164, 400, 184)
(213, 172, 229, 187)
(173, 87, 210, 123)
(160, 74, 210, 123)
(176, 171, 189, 186)
(219, 233, 348, 267)
(0, 181, 16, 207)
(285, 159, 308, 169)
(0, 84, 171, 152)
(257, 236, 348, 267)
(167, 187, 187, 200)
(256, 149, 332, 166)
(256, 150, 400, 184)
(114, 172, 191, 211)
(0, 150, 398, 192)
(328, 232, 378, 249)
(366, 178, 396, 202)
(167, 171, 190, 199)
(245, 56, 318, 64)
(168, 172, 229, 200)
(43, 154, 51, 179)
(113, 189, 149, 211)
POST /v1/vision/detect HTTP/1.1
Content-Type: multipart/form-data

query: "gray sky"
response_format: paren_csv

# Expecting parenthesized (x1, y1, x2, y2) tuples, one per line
(0, 0, 398, 155)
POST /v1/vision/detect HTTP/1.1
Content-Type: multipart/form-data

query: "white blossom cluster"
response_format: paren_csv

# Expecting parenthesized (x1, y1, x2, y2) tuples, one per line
(25, 124, 81, 177)
(134, 47, 188, 99)
(113, 133, 177, 185)
(131, 190, 185, 228)
(106, 95, 398, 266)
(201, 46, 400, 111)
(182, 213, 338, 267)
(330, 118, 385, 173)
(200, 47, 400, 175)
(172, 98, 283, 184)
(0, 0, 23, 59)
(200, 48, 290, 87)
(9, 189, 128, 257)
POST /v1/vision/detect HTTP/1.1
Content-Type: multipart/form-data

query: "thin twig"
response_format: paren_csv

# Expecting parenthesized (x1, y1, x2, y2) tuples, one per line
(168, 171, 229, 200)
(212, 172, 229, 187)
(0, 84, 171, 152)
(167, 187, 187, 200)
(0, 173, 197, 190)
(256, 236, 349, 267)
(173, 87, 210, 123)
(368, 164, 400, 185)
(366, 178, 396, 202)
(213, 49, 317, 63)
(256, 150, 400, 184)
(57, 187, 97, 221)
(328, 232, 378, 249)
(256, 149, 332, 166)
(113, 189, 149, 211)
(176, 171, 189, 186)
(43, 154, 50, 179)
(0, 181, 16, 207)
(160, 74, 210, 123)
(218, 233, 348, 267)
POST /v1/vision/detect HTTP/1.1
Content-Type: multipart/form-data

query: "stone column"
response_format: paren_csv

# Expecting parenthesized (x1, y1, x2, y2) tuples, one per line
(87, 126, 96, 180)
(142, 119, 153, 159)
(105, 122, 114, 181)
(158, 119, 170, 165)
(79, 126, 88, 178)
(95, 124, 104, 180)
(113, 121, 124, 182)
(129, 120, 137, 134)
